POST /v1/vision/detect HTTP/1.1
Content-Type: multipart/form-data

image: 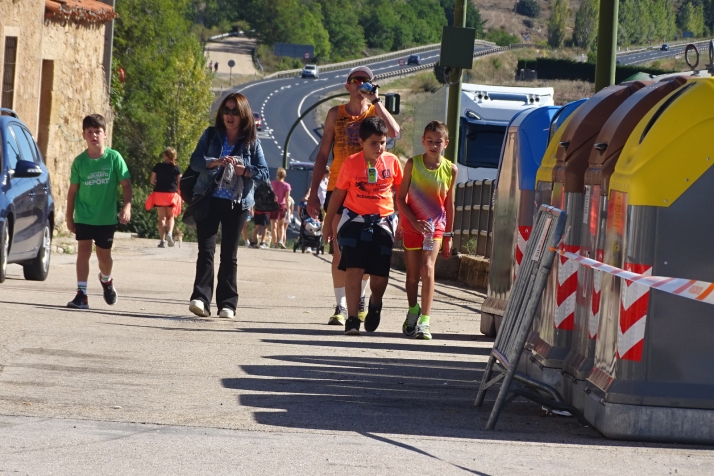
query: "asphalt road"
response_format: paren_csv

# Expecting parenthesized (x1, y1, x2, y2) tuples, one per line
(616, 40, 711, 66)
(233, 47, 490, 171)
(1, 237, 712, 474)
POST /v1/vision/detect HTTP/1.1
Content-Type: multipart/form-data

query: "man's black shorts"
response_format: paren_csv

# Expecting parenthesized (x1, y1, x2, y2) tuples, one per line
(75, 224, 116, 249)
(337, 221, 393, 278)
(323, 191, 345, 216)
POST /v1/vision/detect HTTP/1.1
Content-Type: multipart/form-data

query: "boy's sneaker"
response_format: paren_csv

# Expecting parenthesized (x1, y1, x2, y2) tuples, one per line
(344, 316, 361, 336)
(357, 296, 368, 322)
(278, 242, 286, 249)
(402, 305, 421, 337)
(166, 233, 175, 247)
(189, 299, 210, 318)
(259, 242, 268, 249)
(67, 290, 89, 309)
(99, 274, 118, 305)
(249, 242, 259, 249)
(328, 305, 346, 325)
(416, 316, 432, 340)
(218, 308, 235, 319)
(158, 240, 166, 248)
(364, 299, 382, 332)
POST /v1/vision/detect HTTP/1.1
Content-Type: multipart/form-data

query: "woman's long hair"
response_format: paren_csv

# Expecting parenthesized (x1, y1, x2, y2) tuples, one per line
(215, 93, 257, 145)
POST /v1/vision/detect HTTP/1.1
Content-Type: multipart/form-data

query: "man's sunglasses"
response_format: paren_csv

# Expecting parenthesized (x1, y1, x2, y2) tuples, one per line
(222, 106, 240, 116)
(347, 76, 370, 84)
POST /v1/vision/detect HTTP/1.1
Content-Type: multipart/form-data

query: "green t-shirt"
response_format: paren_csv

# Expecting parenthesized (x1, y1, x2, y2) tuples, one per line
(70, 147, 131, 226)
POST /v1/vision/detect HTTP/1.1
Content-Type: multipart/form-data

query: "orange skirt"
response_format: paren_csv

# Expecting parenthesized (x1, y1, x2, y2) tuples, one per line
(145, 191, 182, 217)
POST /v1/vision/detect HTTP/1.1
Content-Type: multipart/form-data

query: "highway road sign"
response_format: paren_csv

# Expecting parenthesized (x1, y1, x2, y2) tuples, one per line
(303, 52, 311, 60)
(398, 58, 406, 66)
(227, 59, 236, 68)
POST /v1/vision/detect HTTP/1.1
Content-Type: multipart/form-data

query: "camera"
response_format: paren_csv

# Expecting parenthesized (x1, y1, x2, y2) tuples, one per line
(358, 82, 379, 95)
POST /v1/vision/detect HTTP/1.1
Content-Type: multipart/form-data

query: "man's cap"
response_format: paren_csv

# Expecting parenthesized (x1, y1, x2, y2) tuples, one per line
(347, 66, 374, 80)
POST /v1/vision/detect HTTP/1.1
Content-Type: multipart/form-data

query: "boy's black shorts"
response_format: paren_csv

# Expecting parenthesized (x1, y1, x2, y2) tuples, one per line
(253, 213, 270, 227)
(337, 221, 393, 278)
(75, 224, 116, 249)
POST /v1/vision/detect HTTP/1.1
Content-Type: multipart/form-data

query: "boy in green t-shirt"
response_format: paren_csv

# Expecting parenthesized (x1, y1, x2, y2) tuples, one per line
(66, 114, 132, 309)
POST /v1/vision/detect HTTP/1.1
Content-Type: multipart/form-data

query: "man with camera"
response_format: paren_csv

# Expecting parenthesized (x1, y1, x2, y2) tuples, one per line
(307, 66, 400, 326)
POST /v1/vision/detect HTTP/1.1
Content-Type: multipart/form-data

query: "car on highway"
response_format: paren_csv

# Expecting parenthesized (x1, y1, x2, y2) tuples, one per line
(407, 54, 421, 65)
(301, 64, 319, 79)
(253, 112, 262, 131)
(661, 44, 670, 51)
(0, 108, 54, 283)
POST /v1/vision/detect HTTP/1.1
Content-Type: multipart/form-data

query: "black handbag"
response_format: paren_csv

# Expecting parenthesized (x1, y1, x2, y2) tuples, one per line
(180, 127, 217, 203)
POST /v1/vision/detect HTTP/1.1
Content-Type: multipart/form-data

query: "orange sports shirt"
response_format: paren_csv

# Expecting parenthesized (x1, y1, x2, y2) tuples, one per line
(327, 104, 376, 191)
(335, 151, 403, 217)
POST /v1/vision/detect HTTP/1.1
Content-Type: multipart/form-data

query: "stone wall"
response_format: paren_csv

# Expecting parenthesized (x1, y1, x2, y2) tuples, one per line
(0, 0, 45, 131)
(41, 19, 113, 228)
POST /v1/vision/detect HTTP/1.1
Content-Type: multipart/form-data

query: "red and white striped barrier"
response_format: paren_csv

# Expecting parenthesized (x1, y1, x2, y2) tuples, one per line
(514, 226, 531, 279)
(553, 247, 714, 361)
(555, 244, 579, 330)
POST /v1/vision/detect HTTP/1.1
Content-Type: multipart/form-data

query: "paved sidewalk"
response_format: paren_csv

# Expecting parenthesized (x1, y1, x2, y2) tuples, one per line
(0, 238, 711, 474)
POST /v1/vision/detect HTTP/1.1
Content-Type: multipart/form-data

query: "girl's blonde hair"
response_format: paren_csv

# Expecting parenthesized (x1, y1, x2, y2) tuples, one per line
(276, 167, 287, 180)
(163, 147, 177, 165)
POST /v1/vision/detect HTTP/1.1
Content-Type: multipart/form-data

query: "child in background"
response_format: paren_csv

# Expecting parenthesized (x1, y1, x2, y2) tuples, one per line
(251, 210, 270, 248)
(396, 121, 457, 340)
(323, 117, 403, 336)
(65, 114, 132, 309)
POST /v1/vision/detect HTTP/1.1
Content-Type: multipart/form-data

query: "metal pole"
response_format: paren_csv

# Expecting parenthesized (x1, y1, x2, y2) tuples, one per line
(594, 0, 619, 92)
(444, 0, 467, 162)
(282, 92, 349, 169)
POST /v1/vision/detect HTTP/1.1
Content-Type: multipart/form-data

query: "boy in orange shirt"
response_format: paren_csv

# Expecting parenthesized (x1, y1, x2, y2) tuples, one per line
(324, 117, 403, 335)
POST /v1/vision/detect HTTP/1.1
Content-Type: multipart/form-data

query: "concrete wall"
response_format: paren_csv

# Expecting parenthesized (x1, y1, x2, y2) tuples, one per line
(41, 19, 113, 227)
(0, 1, 114, 230)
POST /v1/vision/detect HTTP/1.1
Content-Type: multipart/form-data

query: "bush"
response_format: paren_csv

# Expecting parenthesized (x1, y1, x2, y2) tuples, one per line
(523, 19, 534, 28)
(486, 28, 520, 46)
(516, 0, 541, 18)
(516, 57, 674, 83)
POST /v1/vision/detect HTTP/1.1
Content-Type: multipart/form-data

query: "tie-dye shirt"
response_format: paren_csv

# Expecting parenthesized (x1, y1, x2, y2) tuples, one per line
(328, 104, 376, 191)
(402, 155, 453, 234)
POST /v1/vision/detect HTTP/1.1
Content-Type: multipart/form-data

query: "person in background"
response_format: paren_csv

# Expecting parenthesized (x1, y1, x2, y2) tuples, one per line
(283, 194, 295, 242)
(397, 121, 457, 340)
(187, 92, 269, 319)
(251, 210, 270, 248)
(242, 207, 253, 247)
(270, 167, 291, 249)
(145, 147, 182, 247)
(306, 66, 400, 326)
(318, 166, 329, 216)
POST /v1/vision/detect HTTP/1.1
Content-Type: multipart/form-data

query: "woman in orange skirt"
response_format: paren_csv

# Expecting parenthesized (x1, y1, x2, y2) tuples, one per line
(145, 147, 182, 247)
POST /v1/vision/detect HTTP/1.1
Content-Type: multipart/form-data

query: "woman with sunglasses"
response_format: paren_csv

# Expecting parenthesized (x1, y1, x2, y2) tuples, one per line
(187, 93, 269, 319)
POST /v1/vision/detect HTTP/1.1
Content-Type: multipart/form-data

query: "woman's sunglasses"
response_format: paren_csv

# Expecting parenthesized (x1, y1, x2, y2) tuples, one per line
(222, 106, 240, 116)
(347, 76, 370, 84)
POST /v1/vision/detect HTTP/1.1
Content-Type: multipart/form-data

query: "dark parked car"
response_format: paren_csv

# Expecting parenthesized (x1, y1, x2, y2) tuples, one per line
(407, 54, 421, 65)
(253, 112, 262, 131)
(0, 108, 54, 283)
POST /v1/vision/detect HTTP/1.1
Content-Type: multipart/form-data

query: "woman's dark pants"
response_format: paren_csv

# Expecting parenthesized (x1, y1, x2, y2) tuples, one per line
(191, 198, 249, 312)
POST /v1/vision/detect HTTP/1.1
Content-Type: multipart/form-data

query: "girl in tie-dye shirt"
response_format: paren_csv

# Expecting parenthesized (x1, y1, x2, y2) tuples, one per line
(396, 121, 458, 340)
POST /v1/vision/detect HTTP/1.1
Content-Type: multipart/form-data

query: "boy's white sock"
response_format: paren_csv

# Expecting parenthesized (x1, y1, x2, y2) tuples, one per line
(77, 281, 88, 294)
(334, 287, 347, 310)
(360, 278, 369, 298)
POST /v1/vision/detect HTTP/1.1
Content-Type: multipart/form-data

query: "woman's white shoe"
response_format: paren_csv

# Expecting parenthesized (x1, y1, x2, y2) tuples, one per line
(218, 308, 235, 319)
(189, 299, 210, 317)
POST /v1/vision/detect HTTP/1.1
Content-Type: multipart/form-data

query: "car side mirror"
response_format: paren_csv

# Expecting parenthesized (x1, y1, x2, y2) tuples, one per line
(384, 93, 400, 115)
(13, 160, 42, 178)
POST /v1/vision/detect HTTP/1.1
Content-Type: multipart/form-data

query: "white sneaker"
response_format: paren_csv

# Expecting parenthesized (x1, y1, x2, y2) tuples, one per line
(218, 308, 235, 319)
(166, 233, 175, 247)
(189, 299, 210, 317)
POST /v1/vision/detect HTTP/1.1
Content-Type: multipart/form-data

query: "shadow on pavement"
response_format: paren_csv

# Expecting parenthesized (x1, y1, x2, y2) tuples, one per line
(222, 354, 602, 442)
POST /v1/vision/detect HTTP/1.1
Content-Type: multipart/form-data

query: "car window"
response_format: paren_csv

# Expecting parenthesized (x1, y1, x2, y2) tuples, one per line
(20, 127, 41, 163)
(10, 124, 37, 165)
(4, 127, 21, 171)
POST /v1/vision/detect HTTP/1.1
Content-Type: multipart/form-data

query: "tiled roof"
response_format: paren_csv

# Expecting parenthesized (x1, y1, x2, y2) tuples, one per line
(45, 0, 117, 23)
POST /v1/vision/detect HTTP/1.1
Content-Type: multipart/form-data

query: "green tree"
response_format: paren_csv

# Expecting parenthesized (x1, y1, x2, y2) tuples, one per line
(486, 27, 520, 46)
(704, 0, 714, 35)
(317, 0, 366, 60)
(678, 1, 706, 36)
(113, 0, 214, 184)
(573, 0, 599, 50)
(547, 0, 569, 48)
(440, 0, 485, 36)
(516, 0, 542, 18)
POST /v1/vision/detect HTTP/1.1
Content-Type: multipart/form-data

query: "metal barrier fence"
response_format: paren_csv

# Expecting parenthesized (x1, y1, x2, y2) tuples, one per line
(453, 180, 494, 258)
